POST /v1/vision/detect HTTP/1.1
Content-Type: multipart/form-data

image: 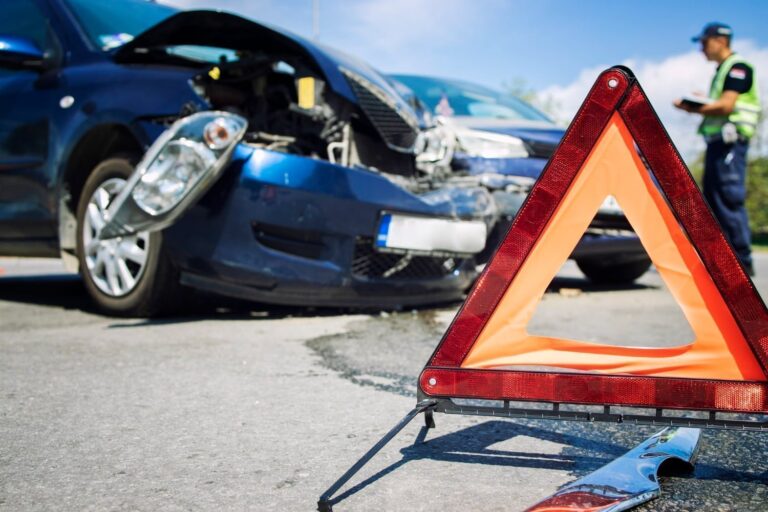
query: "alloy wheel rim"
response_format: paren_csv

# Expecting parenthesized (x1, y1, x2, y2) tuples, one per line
(82, 177, 150, 297)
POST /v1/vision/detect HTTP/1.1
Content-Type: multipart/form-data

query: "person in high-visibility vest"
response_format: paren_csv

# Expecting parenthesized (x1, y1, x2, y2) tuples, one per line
(675, 22, 760, 277)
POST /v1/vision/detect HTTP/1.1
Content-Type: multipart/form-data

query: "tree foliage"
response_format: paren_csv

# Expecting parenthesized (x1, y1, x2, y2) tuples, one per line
(502, 77, 562, 121)
(746, 157, 768, 234)
(689, 154, 768, 235)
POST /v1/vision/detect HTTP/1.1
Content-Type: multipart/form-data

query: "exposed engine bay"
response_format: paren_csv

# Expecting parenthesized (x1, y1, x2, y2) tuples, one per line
(193, 54, 428, 171)
(110, 7, 530, 228)
(185, 53, 541, 231)
(189, 54, 467, 188)
(110, 6, 546, 258)
(191, 57, 349, 162)
(110, 8, 523, 214)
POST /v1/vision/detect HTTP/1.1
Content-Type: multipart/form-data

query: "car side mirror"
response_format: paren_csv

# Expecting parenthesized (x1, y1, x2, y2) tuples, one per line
(0, 35, 50, 72)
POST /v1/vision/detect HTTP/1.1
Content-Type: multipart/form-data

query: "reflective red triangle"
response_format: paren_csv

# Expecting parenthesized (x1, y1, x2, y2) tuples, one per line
(419, 66, 768, 413)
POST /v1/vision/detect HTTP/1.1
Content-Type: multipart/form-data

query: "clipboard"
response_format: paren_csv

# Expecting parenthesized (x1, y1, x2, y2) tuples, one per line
(680, 95, 713, 109)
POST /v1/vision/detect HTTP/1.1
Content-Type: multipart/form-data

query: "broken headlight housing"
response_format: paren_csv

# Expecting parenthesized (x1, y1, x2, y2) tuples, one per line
(132, 138, 217, 215)
(100, 111, 247, 239)
(455, 128, 529, 159)
(414, 124, 455, 174)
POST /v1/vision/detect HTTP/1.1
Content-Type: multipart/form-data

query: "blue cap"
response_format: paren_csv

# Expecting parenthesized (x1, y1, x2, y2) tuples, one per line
(692, 22, 733, 42)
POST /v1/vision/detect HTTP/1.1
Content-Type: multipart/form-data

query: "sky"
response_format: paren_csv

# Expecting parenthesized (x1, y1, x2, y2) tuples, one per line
(163, 0, 768, 160)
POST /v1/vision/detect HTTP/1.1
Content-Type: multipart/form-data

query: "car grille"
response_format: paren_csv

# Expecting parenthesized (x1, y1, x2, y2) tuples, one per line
(523, 139, 558, 159)
(351, 238, 461, 280)
(342, 69, 419, 151)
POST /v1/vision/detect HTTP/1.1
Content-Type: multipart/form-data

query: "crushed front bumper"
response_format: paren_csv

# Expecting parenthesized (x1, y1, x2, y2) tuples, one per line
(162, 145, 483, 307)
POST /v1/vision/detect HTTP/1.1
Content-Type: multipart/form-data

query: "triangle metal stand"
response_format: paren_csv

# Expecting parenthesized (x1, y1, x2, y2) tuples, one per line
(317, 399, 437, 512)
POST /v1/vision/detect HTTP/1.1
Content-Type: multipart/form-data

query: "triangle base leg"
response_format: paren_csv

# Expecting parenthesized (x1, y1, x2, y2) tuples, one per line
(317, 399, 437, 512)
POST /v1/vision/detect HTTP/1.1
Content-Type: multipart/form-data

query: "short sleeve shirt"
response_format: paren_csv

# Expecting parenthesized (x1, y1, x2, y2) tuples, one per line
(722, 62, 754, 93)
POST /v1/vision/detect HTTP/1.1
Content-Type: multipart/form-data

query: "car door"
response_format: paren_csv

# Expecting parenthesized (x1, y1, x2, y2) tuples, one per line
(0, 0, 63, 255)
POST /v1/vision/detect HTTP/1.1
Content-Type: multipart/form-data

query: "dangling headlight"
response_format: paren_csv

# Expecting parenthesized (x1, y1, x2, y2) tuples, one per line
(100, 111, 247, 239)
(455, 128, 529, 159)
(132, 139, 217, 215)
(131, 114, 246, 215)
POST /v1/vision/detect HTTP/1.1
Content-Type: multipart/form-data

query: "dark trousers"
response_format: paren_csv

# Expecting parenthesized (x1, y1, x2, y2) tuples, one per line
(703, 139, 752, 267)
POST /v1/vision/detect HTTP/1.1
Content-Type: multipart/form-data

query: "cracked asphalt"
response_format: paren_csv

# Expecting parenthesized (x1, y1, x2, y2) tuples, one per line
(1, 254, 767, 511)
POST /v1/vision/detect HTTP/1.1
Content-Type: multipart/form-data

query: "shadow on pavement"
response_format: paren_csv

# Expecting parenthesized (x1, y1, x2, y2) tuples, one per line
(328, 420, 626, 507)
(0, 273, 339, 321)
(0, 270, 656, 325)
(328, 419, 767, 509)
(0, 274, 96, 312)
(0, 273, 457, 325)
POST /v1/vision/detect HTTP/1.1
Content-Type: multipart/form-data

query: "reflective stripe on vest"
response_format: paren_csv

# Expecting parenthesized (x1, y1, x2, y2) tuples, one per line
(699, 54, 762, 139)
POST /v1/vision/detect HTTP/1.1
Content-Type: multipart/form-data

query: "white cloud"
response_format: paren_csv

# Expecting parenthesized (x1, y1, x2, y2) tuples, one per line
(344, 0, 488, 52)
(161, 0, 484, 50)
(539, 41, 768, 161)
(322, 0, 502, 74)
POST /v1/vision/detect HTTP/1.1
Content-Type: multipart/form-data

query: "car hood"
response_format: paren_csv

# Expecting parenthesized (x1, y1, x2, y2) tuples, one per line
(445, 116, 565, 147)
(113, 10, 413, 116)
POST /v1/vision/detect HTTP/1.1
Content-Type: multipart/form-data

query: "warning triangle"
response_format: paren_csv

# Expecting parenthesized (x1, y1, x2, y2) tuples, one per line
(420, 66, 768, 414)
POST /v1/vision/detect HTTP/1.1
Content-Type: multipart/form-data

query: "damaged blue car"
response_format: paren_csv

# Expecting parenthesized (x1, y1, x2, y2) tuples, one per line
(391, 74, 651, 283)
(0, 0, 496, 315)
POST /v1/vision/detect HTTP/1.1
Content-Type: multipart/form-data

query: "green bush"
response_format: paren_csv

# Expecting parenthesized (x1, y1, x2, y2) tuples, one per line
(746, 157, 768, 235)
(687, 154, 768, 236)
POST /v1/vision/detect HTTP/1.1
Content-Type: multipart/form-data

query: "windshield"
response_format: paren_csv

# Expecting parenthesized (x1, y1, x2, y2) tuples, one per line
(65, 0, 177, 51)
(392, 74, 552, 122)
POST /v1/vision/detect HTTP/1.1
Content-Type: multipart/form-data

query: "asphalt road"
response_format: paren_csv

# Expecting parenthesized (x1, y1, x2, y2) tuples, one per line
(1, 255, 767, 511)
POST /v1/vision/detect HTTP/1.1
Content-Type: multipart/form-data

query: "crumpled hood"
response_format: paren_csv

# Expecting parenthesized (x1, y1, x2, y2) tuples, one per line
(113, 10, 414, 117)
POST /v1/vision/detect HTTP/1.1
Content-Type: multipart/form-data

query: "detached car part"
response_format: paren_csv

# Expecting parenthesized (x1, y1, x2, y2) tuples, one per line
(526, 427, 700, 511)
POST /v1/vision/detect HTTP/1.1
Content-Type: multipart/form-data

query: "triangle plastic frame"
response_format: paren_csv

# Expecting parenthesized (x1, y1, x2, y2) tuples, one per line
(419, 66, 768, 415)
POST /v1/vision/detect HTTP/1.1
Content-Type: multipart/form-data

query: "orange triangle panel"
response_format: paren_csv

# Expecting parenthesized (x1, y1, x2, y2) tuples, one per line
(419, 66, 768, 414)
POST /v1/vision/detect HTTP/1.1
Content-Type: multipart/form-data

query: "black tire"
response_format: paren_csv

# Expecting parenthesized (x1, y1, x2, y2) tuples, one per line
(575, 257, 652, 285)
(76, 155, 181, 316)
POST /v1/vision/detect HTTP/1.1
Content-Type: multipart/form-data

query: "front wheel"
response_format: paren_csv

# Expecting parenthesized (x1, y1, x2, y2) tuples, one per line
(76, 156, 181, 316)
(576, 257, 652, 285)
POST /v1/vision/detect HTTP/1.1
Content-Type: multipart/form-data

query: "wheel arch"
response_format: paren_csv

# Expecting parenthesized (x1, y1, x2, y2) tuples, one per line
(58, 124, 145, 269)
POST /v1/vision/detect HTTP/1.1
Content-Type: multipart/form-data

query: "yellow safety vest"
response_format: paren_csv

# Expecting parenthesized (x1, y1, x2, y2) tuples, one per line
(699, 53, 761, 139)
